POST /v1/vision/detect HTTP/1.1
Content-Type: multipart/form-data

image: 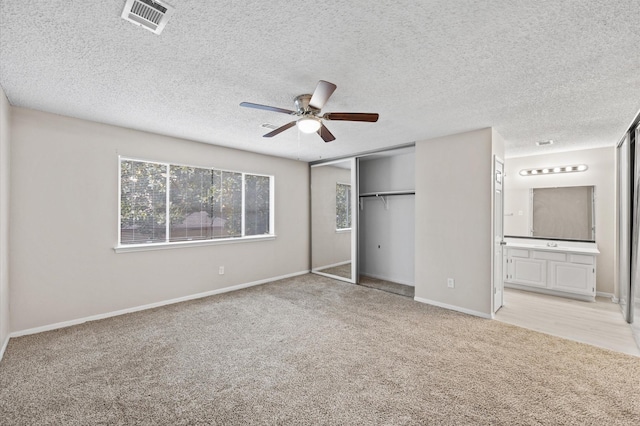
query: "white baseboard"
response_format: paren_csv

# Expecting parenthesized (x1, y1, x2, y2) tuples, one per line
(596, 291, 618, 303)
(413, 296, 492, 319)
(10, 270, 309, 338)
(0, 335, 9, 363)
(506, 283, 595, 302)
(360, 272, 414, 287)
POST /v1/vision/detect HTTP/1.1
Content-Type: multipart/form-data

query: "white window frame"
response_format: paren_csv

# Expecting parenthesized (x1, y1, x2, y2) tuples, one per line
(116, 156, 275, 253)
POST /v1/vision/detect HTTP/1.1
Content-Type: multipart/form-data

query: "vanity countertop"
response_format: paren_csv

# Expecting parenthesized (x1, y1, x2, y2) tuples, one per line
(504, 238, 599, 255)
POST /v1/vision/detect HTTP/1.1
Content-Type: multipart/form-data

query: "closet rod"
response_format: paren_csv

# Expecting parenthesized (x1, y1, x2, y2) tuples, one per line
(359, 190, 415, 198)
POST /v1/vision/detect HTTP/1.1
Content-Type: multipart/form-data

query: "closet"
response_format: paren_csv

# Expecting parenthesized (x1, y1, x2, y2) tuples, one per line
(617, 117, 640, 325)
(310, 146, 416, 295)
(358, 150, 415, 288)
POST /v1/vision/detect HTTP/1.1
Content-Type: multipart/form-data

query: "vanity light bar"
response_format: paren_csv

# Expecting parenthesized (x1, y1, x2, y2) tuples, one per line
(519, 164, 588, 176)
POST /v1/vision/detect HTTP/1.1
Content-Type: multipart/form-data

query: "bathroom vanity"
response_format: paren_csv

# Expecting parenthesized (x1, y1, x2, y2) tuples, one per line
(503, 237, 599, 301)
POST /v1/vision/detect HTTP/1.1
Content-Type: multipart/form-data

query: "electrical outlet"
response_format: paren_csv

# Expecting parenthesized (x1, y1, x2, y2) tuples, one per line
(219, 266, 224, 275)
(447, 278, 455, 288)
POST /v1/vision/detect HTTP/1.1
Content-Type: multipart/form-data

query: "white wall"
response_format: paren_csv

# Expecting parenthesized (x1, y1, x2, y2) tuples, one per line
(10, 108, 310, 333)
(0, 87, 10, 354)
(504, 147, 616, 295)
(415, 128, 498, 317)
(311, 164, 352, 269)
(359, 153, 415, 285)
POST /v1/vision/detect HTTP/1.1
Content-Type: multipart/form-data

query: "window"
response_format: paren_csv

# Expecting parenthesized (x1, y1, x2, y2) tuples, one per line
(120, 160, 167, 244)
(119, 158, 273, 247)
(245, 174, 271, 236)
(336, 183, 351, 230)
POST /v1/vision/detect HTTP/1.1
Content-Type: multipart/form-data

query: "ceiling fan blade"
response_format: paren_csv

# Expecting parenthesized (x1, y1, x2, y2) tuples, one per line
(309, 80, 337, 110)
(240, 102, 295, 115)
(263, 121, 297, 137)
(317, 123, 336, 143)
(323, 112, 379, 122)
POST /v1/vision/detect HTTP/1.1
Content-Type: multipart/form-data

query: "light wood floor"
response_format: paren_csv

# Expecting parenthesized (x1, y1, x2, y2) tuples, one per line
(495, 288, 640, 357)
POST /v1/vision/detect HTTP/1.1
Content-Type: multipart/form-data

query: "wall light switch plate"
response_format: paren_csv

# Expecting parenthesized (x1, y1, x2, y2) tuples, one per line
(447, 278, 455, 288)
(219, 266, 224, 275)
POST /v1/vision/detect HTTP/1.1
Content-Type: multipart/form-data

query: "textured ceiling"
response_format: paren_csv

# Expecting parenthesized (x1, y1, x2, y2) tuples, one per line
(1, 1, 639, 162)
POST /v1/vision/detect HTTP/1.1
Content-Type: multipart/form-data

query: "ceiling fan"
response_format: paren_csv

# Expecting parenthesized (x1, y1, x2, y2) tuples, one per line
(240, 80, 379, 142)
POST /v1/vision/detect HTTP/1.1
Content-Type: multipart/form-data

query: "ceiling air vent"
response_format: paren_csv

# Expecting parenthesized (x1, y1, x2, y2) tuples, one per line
(121, 0, 175, 35)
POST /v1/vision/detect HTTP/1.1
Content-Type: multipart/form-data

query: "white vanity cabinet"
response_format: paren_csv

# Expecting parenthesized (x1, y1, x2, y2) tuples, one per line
(504, 239, 598, 301)
(506, 249, 547, 288)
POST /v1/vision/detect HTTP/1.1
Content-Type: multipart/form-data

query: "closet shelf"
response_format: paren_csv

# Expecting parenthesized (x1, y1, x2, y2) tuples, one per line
(359, 190, 415, 198)
(358, 190, 415, 210)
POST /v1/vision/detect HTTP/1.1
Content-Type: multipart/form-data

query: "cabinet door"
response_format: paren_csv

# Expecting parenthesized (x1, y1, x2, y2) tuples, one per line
(507, 257, 547, 288)
(548, 261, 595, 295)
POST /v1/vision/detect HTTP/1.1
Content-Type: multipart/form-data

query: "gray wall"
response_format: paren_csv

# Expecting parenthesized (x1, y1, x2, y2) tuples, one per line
(359, 153, 415, 285)
(10, 108, 310, 333)
(415, 128, 499, 317)
(0, 87, 10, 352)
(504, 147, 616, 296)
(359, 153, 415, 194)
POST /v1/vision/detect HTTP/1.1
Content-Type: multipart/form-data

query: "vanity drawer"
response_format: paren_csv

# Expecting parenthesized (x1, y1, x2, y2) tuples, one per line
(533, 251, 566, 262)
(569, 254, 595, 265)
(509, 249, 530, 258)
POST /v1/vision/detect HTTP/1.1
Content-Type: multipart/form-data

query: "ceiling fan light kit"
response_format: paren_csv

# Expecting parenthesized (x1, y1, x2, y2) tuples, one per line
(297, 116, 321, 133)
(240, 80, 379, 143)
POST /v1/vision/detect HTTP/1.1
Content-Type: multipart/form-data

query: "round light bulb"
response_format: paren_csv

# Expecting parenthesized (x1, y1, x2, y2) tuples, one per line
(542, 169, 550, 174)
(577, 165, 587, 171)
(531, 170, 538, 175)
(553, 167, 561, 173)
(297, 117, 321, 133)
(565, 166, 574, 171)
(519, 170, 528, 176)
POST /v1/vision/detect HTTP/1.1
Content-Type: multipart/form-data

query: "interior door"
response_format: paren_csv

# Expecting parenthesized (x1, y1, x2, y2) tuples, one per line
(493, 157, 504, 312)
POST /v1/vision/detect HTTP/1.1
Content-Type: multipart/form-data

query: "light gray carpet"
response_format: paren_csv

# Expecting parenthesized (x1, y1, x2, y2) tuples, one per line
(1, 274, 639, 425)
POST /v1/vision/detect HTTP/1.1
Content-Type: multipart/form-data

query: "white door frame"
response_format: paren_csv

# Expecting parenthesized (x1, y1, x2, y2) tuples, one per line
(493, 156, 505, 314)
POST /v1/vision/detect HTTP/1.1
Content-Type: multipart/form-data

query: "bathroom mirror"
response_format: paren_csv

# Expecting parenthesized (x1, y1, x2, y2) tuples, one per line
(504, 185, 595, 241)
(311, 159, 357, 282)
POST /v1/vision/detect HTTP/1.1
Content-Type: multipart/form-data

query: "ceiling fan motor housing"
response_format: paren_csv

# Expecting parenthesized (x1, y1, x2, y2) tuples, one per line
(294, 94, 319, 115)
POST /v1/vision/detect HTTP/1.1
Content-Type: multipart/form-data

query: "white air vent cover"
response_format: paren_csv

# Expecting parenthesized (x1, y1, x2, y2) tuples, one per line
(121, 0, 175, 35)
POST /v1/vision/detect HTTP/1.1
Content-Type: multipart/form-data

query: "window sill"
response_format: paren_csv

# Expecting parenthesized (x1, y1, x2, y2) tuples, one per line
(114, 234, 276, 253)
(336, 228, 351, 234)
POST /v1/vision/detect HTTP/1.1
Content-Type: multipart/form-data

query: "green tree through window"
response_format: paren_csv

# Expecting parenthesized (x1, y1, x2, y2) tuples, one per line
(120, 161, 167, 244)
(245, 174, 271, 235)
(120, 159, 272, 245)
(336, 183, 351, 230)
